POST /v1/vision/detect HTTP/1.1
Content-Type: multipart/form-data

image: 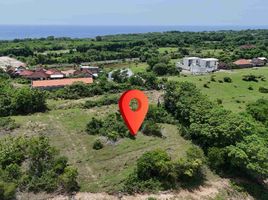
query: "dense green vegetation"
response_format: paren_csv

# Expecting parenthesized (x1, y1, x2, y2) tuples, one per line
(0, 79, 47, 117)
(124, 147, 205, 193)
(0, 136, 78, 199)
(1, 30, 268, 66)
(0, 29, 268, 198)
(164, 82, 268, 184)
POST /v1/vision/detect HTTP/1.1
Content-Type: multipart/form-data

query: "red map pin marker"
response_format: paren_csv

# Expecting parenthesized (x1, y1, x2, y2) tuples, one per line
(119, 90, 149, 136)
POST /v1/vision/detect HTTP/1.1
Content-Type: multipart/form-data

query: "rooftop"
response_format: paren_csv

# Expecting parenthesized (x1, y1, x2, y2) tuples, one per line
(201, 58, 219, 61)
(32, 77, 93, 88)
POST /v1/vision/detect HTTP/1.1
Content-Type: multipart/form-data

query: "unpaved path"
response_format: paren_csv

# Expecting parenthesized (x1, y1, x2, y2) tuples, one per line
(17, 179, 251, 200)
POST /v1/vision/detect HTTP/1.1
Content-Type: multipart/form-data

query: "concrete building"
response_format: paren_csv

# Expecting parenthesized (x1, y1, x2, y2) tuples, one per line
(177, 57, 219, 74)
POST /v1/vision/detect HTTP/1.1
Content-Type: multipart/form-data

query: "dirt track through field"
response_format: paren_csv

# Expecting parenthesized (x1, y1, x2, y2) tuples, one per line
(29, 179, 250, 200)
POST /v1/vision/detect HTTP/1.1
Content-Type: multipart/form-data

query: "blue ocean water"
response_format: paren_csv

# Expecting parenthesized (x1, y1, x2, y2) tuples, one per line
(0, 25, 267, 40)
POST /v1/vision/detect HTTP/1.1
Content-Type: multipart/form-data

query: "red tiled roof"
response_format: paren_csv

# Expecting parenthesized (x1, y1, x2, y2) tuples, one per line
(32, 78, 93, 88)
(61, 69, 76, 76)
(233, 59, 252, 65)
(45, 69, 63, 75)
(19, 70, 34, 76)
(27, 70, 49, 79)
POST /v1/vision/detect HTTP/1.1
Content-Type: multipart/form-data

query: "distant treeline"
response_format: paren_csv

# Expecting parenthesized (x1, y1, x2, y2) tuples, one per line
(0, 30, 268, 65)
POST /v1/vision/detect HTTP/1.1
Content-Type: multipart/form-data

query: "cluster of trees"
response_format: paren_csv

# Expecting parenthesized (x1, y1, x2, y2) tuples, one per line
(124, 147, 205, 193)
(164, 82, 268, 182)
(86, 112, 129, 141)
(1, 30, 267, 65)
(146, 54, 179, 76)
(86, 105, 175, 142)
(0, 136, 79, 200)
(0, 79, 47, 117)
(51, 72, 161, 100)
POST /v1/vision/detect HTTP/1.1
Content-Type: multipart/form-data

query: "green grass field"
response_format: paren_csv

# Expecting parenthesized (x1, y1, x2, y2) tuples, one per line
(8, 65, 268, 194)
(103, 62, 148, 74)
(168, 67, 268, 112)
(158, 47, 178, 54)
(12, 103, 211, 192)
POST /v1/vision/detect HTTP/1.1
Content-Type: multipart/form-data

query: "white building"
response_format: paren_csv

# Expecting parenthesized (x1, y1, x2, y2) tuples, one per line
(108, 68, 134, 80)
(177, 57, 219, 74)
(80, 65, 99, 77)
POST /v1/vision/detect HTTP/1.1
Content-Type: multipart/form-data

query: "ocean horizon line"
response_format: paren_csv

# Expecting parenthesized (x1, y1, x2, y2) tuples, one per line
(1, 25, 268, 40)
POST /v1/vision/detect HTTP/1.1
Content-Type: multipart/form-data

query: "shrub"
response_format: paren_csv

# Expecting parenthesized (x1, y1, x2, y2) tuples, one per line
(0, 118, 19, 131)
(93, 139, 103, 150)
(217, 99, 223, 105)
(259, 87, 268, 93)
(84, 96, 118, 109)
(142, 121, 162, 137)
(203, 83, 210, 88)
(218, 80, 223, 83)
(223, 77, 232, 83)
(86, 112, 129, 140)
(146, 105, 175, 124)
(246, 99, 268, 123)
(248, 86, 254, 90)
(86, 117, 103, 135)
(59, 167, 79, 192)
(207, 147, 227, 169)
(0, 181, 17, 200)
(124, 148, 205, 193)
(210, 75, 216, 82)
(0, 136, 78, 194)
(136, 149, 172, 181)
(242, 74, 258, 82)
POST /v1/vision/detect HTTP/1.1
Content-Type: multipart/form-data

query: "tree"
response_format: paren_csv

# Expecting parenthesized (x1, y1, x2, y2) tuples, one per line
(96, 36, 102, 41)
(152, 63, 167, 75)
(12, 88, 47, 115)
(164, 81, 213, 126)
(227, 135, 268, 180)
(246, 99, 268, 123)
(189, 108, 262, 148)
(136, 149, 172, 181)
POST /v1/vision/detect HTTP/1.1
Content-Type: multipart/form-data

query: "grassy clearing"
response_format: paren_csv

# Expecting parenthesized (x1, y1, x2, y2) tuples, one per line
(103, 62, 148, 73)
(158, 47, 178, 54)
(11, 103, 213, 192)
(168, 67, 268, 112)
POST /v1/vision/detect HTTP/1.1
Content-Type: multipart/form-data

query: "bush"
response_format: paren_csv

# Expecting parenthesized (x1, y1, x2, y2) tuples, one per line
(84, 96, 118, 109)
(93, 139, 103, 150)
(86, 112, 129, 140)
(59, 167, 79, 192)
(246, 99, 268, 123)
(146, 105, 175, 124)
(248, 86, 254, 90)
(203, 83, 210, 88)
(0, 117, 19, 131)
(0, 136, 79, 193)
(242, 74, 259, 82)
(217, 99, 223, 105)
(0, 181, 17, 200)
(259, 86, 268, 93)
(210, 75, 216, 82)
(223, 77, 232, 83)
(142, 121, 162, 137)
(86, 117, 103, 135)
(124, 148, 205, 193)
(136, 149, 172, 181)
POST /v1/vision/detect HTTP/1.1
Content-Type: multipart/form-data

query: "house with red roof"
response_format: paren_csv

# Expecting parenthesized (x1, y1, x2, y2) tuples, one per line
(233, 59, 253, 68)
(27, 69, 49, 80)
(32, 77, 93, 89)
